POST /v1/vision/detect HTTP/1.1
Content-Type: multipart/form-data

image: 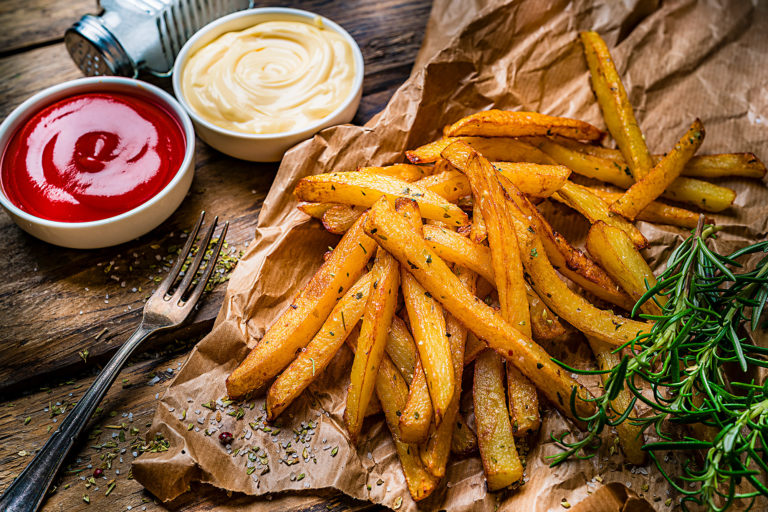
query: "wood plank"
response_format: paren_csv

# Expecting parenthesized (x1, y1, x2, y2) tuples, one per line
(0, 344, 380, 511)
(0, 0, 96, 55)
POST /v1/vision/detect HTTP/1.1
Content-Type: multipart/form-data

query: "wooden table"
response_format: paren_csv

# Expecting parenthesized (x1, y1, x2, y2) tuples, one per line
(0, 1, 430, 510)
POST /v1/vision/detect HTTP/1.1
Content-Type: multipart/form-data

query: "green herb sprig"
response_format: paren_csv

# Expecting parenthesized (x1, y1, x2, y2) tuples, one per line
(550, 221, 768, 511)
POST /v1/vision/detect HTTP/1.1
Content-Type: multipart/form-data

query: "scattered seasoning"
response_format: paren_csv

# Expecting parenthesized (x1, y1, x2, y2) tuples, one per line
(330, 446, 338, 457)
(561, 499, 571, 509)
(219, 432, 234, 445)
(93, 468, 103, 478)
(83, 494, 90, 504)
(23, 416, 31, 425)
(393, 496, 403, 509)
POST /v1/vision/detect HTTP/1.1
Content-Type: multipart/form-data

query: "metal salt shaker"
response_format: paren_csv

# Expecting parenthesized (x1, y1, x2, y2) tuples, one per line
(65, 0, 253, 78)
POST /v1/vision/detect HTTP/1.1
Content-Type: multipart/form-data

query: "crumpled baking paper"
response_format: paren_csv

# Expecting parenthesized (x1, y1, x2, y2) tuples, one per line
(133, 0, 768, 510)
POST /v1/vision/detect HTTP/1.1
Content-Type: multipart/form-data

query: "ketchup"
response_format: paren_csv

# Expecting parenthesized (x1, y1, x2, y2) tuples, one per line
(1, 92, 185, 222)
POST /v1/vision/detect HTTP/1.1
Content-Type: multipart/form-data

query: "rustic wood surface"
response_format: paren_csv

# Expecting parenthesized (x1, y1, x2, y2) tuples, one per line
(0, 0, 432, 510)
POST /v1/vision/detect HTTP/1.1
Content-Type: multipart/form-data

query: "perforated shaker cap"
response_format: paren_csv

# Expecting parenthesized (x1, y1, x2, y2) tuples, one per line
(65, 15, 135, 77)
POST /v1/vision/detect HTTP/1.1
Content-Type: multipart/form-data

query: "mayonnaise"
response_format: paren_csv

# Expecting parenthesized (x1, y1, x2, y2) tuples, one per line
(181, 20, 357, 134)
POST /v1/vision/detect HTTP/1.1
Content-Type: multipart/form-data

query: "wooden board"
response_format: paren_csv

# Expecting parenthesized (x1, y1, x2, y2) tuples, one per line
(0, 0, 432, 510)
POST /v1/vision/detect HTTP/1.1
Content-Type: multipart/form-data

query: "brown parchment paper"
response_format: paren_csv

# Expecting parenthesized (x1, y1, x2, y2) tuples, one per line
(133, 0, 768, 510)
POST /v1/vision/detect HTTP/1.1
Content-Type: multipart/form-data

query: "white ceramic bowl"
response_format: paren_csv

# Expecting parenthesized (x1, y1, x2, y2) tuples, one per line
(0, 77, 195, 249)
(172, 7, 364, 162)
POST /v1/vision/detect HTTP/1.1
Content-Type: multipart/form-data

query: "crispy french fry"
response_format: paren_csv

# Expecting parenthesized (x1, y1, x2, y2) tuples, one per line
(474, 349, 524, 490)
(526, 284, 568, 342)
(295, 172, 469, 228)
(297, 202, 335, 219)
(363, 197, 596, 421)
(464, 332, 486, 366)
(421, 264, 477, 477)
(532, 137, 736, 212)
(406, 136, 555, 164)
(266, 273, 374, 419)
(586, 221, 665, 316)
(396, 198, 454, 426)
(399, 358, 433, 443)
(451, 413, 478, 456)
(344, 246, 400, 443)
(444, 110, 604, 141)
(322, 205, 367, 235)
(506, 364, 540, 436)
(586, 336, 646, 465)
(589, 188, 700, 229)
(611, 120, 705, 220)
(358, 163, 432, 182)
(441, 142, 650, 345)
(441, 143, 635, 310)
(554, 181, 648, 248)
(580, 31, 654, 180)
(385, 316, 418, 384)
(471, 200, 487, 244)
(226, 215, 376, 399)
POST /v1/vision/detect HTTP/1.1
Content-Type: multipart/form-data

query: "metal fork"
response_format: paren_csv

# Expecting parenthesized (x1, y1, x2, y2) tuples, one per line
(0, 212, 228, 512)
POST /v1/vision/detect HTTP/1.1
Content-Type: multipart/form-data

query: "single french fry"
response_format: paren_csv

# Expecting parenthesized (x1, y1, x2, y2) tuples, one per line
(586, 221, 665, 316)
(554, 181, 648, 248)
(586, 336, 646, 465)
(406, 136, 555, 164)
(363, 197, 596, 421)
(226, 215, 376, 399)
(267, 273, 374, 419)
(589, 188, 700, 229)
(506, 364, 540, 436)
(322, 205, 368, 235)
(451, 413, 478, 456)
(344, 246, 400, 443)
(474, 349, 524, 490)
(297, 202, 335, 219)
(358, 163, 433, 182)
(471, 200, 487, 244)
(532, 137, 736, 212)
(444, 110, 604, 141)
(611, 120, 705, 220)
(580, 31, 654, 180)
(526, 284, 568, 342)
(679, 153, 766, 180)
(421, 264, 477, 477)
(384, 316, 419, 384)
(399, 358, 433, 443)
(295, 172, 469, 228)
(441, 143, 635, 310)
(396, 198, 454, 426)
(464, 332, 486, 366)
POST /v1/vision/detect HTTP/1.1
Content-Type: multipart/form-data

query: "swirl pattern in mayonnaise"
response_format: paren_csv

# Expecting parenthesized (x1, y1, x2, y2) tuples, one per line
(181, 20, 356, 134)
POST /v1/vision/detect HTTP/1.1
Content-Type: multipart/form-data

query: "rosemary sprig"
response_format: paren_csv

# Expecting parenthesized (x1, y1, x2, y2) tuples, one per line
(551, 223, 768, 511)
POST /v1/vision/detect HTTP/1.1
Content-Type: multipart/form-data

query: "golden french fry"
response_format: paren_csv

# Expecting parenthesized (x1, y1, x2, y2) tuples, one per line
(358, 163, 433, 182)
(586, 221, 665, 316)
(532, 137, 736, 212)
(344, 246, 400, 443)
(297, 202, 335, 219)
(421, 264, 477, 477)
(586, 336, 646, 465)
(451, 413, 478, 456)
(396, 198, 454, 426)
(506, 364, 540, 436)
(464, 332, 486, 366)
(611, 120, 705, 220)
(399, 358, 433, 443)
(470, 200, 487, 244)
(295, 172, 469, 228)
(384, 316, 419, 384)
(526, 284, 568, 342)
(363, 197, 596, 421)
(589, 188, 701, 229)
(554, 181, 648, 248)
(267, 273, 374, 419)
(322, 205, 367, 235)
(474, 349, 524, 490)
(406, 136, 555, 164)
(580, 31, 654, 180)
(226, 214, 376, 399)
(445, 110, 604, 141)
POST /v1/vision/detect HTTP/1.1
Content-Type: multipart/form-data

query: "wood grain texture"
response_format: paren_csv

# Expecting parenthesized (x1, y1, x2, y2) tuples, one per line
(0, 0, 431, 510)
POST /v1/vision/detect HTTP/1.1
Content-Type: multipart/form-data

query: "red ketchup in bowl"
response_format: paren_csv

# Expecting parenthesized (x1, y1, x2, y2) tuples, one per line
(0, 92, 186, 222)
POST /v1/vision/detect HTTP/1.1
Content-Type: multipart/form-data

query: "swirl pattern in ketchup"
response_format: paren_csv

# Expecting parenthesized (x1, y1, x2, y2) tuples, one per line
(1, 92, 186, 222)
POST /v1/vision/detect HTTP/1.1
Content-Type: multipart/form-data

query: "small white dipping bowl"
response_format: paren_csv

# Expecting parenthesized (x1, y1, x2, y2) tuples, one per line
(0, 77, 195, 249)
(173, 7, 364, 162)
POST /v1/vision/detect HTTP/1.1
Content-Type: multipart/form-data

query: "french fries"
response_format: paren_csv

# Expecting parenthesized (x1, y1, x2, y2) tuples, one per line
(226, 214, 376, 399)
(611, 120, 705, 220)
(506, 364, 540, 436)
(399, 359, 433, 442)
(295, 172, 469, 227)
(266, 273, 374, 419)
(464, 332, 486, 366)
(396, 198, 454, 427)
(363, 197, 596, 421)
(474, 349, 524, 490)
(554, 181, 648, 248)
(444, 110, 604, 141)
(406, 136, 554, 164)
(358, 163, 432, 182)
(384, 316, 419, 384)
(451, 413, 478, 456)
(589, 188, 700, 228)
(580, 31, 654, 180)
(322, 205, 367, 235)
(344, 246, 400, 443)
(297, 201, 334, 219)
(586, 222, 664, 316)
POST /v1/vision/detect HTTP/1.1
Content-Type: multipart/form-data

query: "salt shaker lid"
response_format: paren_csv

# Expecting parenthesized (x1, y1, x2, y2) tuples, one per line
(65, 14, 136, 78)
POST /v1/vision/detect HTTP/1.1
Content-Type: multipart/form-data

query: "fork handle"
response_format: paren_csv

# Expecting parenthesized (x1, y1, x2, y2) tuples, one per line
(0, 324, 155, 512)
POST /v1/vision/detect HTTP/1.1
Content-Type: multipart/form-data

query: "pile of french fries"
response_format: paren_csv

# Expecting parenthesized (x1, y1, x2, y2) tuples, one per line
(225, 31, 766, 500)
